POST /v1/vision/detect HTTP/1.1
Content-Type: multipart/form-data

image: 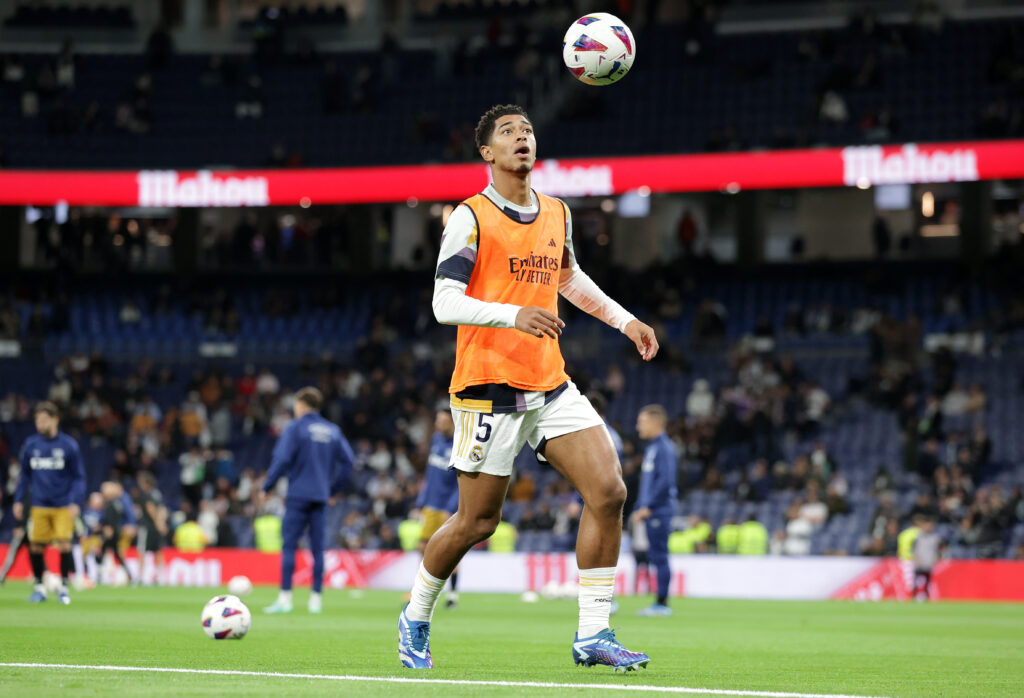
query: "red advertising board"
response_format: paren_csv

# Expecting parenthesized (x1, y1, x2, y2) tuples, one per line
(0, 545, 404, 588)
(2, 546, 1021, 600)
(0, 139, 1020, 207)
(831, 558, 1024, 602)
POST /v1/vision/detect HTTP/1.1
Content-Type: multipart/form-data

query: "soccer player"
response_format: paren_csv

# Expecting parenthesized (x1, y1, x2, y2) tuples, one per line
(136, 471, 169, 585)
(415, 407, 459, 608)
(398, 104, 659, 672)
(80, 490, 105, 580)
(263, 386, 354, 615)
(912, 516, 942, 601)
(97, 481, 135, 583)
(13, 401, 85, 604)
(630, 404, 678, 617)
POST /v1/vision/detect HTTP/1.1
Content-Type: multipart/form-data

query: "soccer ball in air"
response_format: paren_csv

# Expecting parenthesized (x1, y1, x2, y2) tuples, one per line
(201, 594, 251, 640)
(227, 575, 253, 597)
(562, 13, 636, 86)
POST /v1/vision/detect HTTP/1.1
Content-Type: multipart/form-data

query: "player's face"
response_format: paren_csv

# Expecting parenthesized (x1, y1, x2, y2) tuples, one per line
(636, 412, 649, 439)
(636, 412, 661, 439)
(482, 116, 536, 174)
(34, 411, 57, 436)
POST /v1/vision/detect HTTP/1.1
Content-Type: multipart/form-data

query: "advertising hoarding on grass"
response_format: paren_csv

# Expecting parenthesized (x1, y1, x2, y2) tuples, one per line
(3, 545, 1021, 601)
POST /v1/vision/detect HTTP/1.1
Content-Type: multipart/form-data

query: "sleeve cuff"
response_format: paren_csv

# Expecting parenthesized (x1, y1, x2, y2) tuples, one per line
(500, 304, 522, 329)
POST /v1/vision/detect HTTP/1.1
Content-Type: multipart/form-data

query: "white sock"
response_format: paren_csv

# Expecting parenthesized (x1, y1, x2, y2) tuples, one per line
(278, 590, 292, 604)
(309, 591, 321, 604)
(34, 583, 46, 595)
(72, 544, 84, 577)
(578, 567, 616, 638)
(406, 562, 446, 622)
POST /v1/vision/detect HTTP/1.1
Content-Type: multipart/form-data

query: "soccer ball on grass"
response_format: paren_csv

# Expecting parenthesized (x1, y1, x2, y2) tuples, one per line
(43, 571, 62, 595)
(562, 13, 636, 86)
(227, 575, 253, 597)
(201, 594, 251, 640)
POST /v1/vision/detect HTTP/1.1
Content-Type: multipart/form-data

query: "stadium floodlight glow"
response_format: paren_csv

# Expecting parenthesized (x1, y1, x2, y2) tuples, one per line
(0, 139, 1023, 207)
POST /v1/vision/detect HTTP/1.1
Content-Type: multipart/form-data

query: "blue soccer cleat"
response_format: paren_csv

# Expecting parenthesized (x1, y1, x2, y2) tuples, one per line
(398, 604, 433, 669)
(572, 628, 650, 672)
(636, 603, 672, 617)
(28, 589, 47, 603)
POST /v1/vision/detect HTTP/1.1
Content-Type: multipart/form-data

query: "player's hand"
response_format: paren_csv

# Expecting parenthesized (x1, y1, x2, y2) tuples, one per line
(12, 502, 23, 521)
(68, 504, 80, 519)
(624, 319, 659, 361)
(515, 306, 564, 339)
(631, 506, 652, 523)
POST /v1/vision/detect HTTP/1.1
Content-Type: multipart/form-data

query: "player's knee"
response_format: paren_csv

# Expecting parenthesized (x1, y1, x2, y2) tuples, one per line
(462, 514, 500, 544)
(591, 478, 627, 515)
(610, 479, 628, 509)
(475, 518, 501, 544)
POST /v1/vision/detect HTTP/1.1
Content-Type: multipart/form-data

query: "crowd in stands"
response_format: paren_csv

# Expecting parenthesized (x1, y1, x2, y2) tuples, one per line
(2, 2, 1024, 168)
(0, 334, 456, 553)
(1, 0, 1023, 567)
(2, 263, 1023, 562)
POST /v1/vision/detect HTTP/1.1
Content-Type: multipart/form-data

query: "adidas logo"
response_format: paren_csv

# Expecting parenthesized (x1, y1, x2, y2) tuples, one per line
(548, 239, 557, 247)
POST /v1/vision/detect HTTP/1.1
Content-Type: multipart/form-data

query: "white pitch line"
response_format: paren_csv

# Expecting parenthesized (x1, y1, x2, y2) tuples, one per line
(0, 662, 886, 698)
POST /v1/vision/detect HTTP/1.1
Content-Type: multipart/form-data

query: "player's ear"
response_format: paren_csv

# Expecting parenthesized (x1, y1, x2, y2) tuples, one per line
(479, 144, 493, 164)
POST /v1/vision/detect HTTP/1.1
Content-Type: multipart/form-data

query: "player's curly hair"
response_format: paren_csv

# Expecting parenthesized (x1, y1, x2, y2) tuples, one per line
(474, 104, 531, 151)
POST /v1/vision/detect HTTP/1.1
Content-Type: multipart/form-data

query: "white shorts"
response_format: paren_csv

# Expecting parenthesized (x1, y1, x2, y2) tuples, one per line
(449, 381, 605, 478)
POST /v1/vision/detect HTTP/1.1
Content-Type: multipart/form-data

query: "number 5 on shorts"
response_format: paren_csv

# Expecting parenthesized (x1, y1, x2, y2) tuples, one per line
(455, 411, 492, 464)
(475, 413, 492, 442)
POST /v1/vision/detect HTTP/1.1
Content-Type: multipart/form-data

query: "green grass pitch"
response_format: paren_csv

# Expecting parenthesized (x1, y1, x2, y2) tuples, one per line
(1, 584, 1022, 697)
